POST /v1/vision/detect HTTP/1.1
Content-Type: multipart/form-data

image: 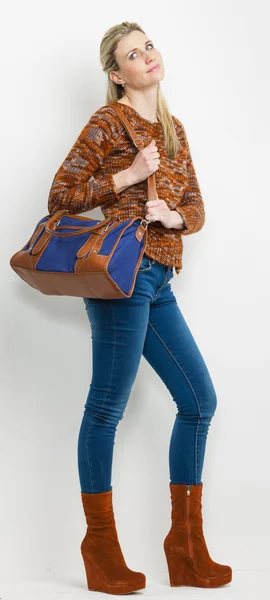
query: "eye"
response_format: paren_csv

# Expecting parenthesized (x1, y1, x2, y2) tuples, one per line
(129, 43, 154, 60)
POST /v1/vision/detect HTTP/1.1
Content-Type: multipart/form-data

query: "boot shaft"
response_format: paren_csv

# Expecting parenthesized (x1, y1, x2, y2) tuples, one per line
(169, 483, 203, 527)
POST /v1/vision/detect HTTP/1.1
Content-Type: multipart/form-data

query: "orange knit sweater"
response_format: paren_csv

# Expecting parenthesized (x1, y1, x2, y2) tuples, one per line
(47, 100, 205, 274)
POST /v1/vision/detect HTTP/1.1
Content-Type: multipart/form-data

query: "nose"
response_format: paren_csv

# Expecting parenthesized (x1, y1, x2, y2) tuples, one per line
(146, 57, 155, 67)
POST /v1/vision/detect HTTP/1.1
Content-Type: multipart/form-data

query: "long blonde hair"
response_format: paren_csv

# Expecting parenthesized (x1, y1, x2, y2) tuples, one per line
(99, 21, 181, 159)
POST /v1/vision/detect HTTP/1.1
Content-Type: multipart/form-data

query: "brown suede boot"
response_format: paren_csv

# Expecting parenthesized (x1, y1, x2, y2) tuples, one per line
(164, 483, 232, 588)
(80, 488, 146, 594)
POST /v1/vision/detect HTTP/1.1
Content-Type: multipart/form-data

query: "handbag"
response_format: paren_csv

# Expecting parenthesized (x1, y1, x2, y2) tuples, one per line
(9, 104, 159, 299)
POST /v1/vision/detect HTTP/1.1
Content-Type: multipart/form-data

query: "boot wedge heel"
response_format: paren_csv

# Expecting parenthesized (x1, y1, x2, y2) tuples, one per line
(164, 547, 232, 588)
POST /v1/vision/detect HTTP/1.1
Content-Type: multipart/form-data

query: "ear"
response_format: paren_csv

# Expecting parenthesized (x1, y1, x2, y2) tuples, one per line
(110, 70, 124, 86)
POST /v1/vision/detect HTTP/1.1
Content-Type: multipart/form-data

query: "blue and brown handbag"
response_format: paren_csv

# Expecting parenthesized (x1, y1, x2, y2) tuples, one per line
(9, 105, 158, 299)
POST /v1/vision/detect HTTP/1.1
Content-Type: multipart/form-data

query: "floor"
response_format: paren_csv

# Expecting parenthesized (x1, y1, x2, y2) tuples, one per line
(0, 571, 267, 599)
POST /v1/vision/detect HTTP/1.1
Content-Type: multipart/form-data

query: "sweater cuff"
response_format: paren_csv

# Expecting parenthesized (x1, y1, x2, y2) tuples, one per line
(92, 172, 120, 204)
(175, 207, 189, 232)
(175, 205, 205, 235)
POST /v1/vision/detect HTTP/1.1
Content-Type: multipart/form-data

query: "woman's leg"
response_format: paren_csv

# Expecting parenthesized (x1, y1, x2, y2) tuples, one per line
(144, 268, 232, 587)
(142, 274, 217, 485)
(78, 265, 152, 593)
(78, 284, 151, 493)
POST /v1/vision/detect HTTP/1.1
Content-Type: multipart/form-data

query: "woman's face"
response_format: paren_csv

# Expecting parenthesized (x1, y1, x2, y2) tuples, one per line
(112, 30, 164, 91)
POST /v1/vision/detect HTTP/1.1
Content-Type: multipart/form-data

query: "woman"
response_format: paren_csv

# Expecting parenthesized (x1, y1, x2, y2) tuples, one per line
(48, 21, 232, 595)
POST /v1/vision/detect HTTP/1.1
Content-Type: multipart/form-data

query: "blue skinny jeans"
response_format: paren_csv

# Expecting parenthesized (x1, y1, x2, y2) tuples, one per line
(77, 255, 217, 493)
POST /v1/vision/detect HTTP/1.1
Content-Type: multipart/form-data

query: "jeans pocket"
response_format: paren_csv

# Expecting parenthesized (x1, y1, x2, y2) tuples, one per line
(138, 255, 152, 272)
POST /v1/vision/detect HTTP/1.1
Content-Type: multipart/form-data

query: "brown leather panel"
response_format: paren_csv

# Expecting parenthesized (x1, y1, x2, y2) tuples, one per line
(31, 231, 51, 255)
(12, 266, 128, 298)
(10, 250, 34, 269)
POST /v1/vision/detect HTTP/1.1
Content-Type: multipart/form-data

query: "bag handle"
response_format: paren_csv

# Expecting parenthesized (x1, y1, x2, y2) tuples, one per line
(111, 102, 158, 201)
(45, 211, 113, 236)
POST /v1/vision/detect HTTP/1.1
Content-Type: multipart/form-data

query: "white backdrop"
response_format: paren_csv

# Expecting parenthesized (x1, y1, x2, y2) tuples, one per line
(1, 0, 270, 591)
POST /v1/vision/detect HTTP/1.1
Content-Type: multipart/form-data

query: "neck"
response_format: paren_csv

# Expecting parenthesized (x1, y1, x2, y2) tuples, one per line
(118, 89, 158, 123)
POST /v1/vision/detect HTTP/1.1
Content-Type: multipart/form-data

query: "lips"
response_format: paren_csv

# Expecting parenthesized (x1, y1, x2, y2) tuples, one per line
(147, 64, 160, 73)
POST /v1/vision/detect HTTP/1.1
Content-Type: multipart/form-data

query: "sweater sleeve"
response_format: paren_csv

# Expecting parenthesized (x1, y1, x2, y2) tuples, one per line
(47, 108, 120, 216)
(174, 120, 205, 235)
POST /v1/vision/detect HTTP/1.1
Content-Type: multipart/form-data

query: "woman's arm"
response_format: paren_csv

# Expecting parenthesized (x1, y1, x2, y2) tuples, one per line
(174, 119, 205, 235)
(47, 108, 129, 216)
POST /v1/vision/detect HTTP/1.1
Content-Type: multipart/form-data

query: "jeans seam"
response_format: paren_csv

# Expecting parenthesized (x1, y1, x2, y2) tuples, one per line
(138, 257, 151, 272)
(85, 419, 94, 492)
(138, 265, 152, 272)
(148, 321, 202, 416)
(148, 319, 202, 483)
(153, 270, 170, 301)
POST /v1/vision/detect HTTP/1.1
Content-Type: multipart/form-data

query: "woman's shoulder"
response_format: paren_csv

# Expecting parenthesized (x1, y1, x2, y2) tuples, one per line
(91, 102, 123, 125)
(171, 114, 187, 145)
(85, 103, 125, 143)
(171, 114, 185, 132)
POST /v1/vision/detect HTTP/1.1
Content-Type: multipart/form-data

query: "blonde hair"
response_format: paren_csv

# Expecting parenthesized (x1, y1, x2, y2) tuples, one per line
(99, 21, 181, 159)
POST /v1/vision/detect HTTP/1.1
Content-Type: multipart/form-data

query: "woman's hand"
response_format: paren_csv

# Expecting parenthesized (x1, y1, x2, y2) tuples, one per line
(145, 199, 185, 229)
(128, 140, 160, 184)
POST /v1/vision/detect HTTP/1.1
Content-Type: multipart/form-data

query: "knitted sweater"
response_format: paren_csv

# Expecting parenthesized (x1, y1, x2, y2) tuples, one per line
(47, 100, 205, 274)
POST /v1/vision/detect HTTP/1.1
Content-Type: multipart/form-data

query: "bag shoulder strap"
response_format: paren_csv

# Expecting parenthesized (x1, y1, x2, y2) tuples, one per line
(110, 102, 157, 201)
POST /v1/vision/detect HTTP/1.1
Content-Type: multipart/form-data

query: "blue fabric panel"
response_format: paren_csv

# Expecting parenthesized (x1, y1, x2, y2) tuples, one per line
(107, 221, 145, 294)
(25, 216, 101, 252)
(37, 231, 91, 272)
(29, 215, 144, 288)
(23, 216, 48, 251)
(58, 216, 102, 228)
(32, 215, 102, 271)
(98, 221, 129, 255)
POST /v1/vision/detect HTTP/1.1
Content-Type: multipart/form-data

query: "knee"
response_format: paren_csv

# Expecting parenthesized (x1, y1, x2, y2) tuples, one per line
(84, 401, 125, 427)
(202, 378, 217, 418)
